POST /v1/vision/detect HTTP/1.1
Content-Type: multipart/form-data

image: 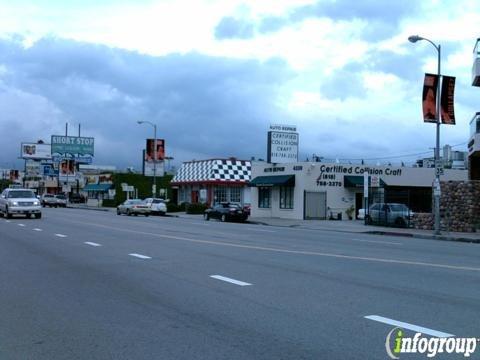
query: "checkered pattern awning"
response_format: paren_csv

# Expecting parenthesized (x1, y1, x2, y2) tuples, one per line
(172, 159, 251, 183)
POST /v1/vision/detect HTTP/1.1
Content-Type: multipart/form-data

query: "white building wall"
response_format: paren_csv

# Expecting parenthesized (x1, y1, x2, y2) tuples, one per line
(250, 161, 468, 220)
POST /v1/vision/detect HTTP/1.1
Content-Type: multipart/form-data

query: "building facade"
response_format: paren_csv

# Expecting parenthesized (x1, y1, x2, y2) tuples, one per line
(250, 161, 468, 220)
(171, 159, 251, 206)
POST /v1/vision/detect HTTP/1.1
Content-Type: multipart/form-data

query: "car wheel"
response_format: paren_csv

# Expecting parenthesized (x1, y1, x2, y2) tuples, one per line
(126, 209, 131, 216)
(160, 212, 165, 216)
(117, 209, 121, 215)
(365, 215, 372, 225)
(5, 207, 12, 219)
(145, 214, 149, 217)
(204, 213, 210, 221)
(134, 213, 138, 216)
(221, 214, 226, 222)
(395, 217, 406, 228)
(35, 213, 42, 219)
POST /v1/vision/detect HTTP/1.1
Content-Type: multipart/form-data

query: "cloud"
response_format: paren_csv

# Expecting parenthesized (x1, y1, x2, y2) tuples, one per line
(214, 16, 255, 40)
(0, 36, 294, 169)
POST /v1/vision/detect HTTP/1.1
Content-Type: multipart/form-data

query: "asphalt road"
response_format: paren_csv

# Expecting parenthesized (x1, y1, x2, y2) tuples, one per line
(1, 208, 480, 359)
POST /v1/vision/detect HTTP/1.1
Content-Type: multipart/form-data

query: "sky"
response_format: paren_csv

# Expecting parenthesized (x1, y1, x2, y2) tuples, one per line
(0, 0, 479, 170)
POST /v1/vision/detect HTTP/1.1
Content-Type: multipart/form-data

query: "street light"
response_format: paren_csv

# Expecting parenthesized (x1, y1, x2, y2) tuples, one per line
(408, 34, 441, 235)
(137, 120, 157, 198)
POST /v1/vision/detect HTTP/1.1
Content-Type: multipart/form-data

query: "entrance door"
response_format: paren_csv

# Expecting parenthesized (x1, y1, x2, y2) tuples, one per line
(304, 191, 327, 220)
(355, 193, 363, 219)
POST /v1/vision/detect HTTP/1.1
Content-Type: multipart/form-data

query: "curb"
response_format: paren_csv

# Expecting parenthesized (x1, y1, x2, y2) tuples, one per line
(66, 206, 111, 212)
(248, 220, 480, 244)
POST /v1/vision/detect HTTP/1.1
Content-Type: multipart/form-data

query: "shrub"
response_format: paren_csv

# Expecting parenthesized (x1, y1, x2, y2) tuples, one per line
(102, 199, 118, 208)
(185, 202, 208, 214)
(167, 202, 186, 212)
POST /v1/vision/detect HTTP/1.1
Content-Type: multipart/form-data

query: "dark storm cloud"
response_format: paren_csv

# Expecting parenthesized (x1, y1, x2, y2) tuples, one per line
(214, 16, 255, 40)
(0, 36, 293, 169)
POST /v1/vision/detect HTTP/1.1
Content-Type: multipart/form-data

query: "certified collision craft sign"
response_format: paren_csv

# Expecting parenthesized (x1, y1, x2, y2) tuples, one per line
(267, 124, 299, 164)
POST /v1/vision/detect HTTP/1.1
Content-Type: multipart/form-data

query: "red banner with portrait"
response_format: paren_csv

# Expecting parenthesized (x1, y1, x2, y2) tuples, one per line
(440, 75, 456, 125)
(422, 73, 439, 123)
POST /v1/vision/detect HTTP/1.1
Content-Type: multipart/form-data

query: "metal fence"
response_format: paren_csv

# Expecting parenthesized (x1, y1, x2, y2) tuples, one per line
(364, 188, 428, 228)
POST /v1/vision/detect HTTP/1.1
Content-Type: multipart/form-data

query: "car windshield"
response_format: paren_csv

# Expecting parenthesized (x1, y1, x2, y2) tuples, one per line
(8, 191, 36, 198)
(152, 199, 164, 204)
(56, 195, 66, 199)
(128, 200, 143, 205)
(44, 194, 54, 198)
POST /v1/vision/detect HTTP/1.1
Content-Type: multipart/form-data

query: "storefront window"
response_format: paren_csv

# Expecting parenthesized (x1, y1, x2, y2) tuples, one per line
(280, 186, 294, 209)
(229, 187, 241, 203)
(258, 187, 271, 208)
(214, 187, 227, 204)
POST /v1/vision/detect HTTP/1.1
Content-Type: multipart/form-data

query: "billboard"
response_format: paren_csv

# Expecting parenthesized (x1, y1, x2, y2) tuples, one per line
(441, 75, 456, 125)
(145, 139, 165, 162)
(267, 124, 299, 163)
(59, 160, 75, 176)
(422, 73, 439, 123)
(144, 161, 165, 177)
(51, 135, 94, 156)
(21, 143, 52, 160)
(25, 160, 41, 177)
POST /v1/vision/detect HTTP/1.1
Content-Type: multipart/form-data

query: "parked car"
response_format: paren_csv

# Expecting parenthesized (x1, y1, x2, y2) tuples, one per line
(0, 188, 42, 219)
(204, 202, 248, 222)
(365, 203, 414, 227)
(143, 198, 167, 216)
(41, 194, 58, 207)
(117, 199, 151, 216)
(69, 193, 86, 204)
(54, 194, 67, 207)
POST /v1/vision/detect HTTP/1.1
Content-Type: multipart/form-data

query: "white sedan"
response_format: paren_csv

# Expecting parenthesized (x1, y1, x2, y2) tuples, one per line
(143, 198, 167, 216)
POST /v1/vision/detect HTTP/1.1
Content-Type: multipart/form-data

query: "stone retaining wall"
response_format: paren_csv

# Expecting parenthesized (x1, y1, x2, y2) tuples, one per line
(412, 181, 480, 232)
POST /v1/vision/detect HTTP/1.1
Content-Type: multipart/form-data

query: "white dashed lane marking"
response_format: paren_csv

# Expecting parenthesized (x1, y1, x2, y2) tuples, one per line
(84, 242, 102, 247)
(210, 275, 252, 286)
(128, 253, 151, 259)
(18, 224, 25, 227)
(364, 315, 454, 337)
(55, 234, 68, 238)
(33, 228, 43, 232)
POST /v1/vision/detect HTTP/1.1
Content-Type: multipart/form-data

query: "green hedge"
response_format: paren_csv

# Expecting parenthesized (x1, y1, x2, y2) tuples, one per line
(102, 199, 118, 208)
(111, 173, 174, 205)
(167, 202, 186, 213)
(185, 202, 208, 214)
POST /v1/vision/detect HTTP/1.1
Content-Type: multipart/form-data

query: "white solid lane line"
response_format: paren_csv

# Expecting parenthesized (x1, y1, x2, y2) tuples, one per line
(18, 224, 26, 227)
(84, 242, 102, 247)
(33, 228, 43, 232)
(55, 234, 68, 238)
(210, 275, 252, 286)
(364, 315, 454, 338)
(351, 238, 402, 245)
(128, 253, 152, 259)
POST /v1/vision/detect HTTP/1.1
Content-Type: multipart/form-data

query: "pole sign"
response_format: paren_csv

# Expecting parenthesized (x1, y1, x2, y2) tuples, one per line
(267, 124, 299, 163)
(51, 135, 94, 157)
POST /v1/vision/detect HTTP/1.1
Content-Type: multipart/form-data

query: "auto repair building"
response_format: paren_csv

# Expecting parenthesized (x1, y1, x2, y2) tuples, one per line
(249, 161, 468, 220)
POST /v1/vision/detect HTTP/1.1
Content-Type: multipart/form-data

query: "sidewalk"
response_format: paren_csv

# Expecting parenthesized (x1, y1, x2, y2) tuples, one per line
(65, 206, 480, 244)
(174, 212, 480, 244)
(246, 217, 480, 244)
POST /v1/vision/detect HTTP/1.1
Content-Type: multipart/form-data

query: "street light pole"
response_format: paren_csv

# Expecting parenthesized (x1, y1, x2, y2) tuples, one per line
(409, 35, 442, 235)
(137, 120, 157, 198)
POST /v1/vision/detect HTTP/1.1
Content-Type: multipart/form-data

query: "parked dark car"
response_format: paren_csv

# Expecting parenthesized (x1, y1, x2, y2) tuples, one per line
(69, 193, 86, 204)
(204, 203, 248, 222)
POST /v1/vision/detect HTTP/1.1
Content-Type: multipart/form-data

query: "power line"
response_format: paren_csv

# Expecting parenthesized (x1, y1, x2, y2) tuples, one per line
(337, 142, 468, 162)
